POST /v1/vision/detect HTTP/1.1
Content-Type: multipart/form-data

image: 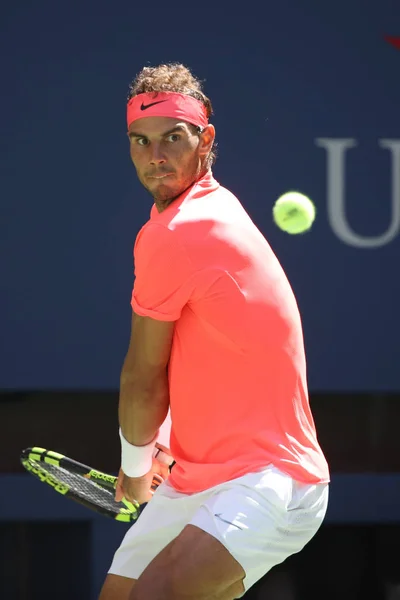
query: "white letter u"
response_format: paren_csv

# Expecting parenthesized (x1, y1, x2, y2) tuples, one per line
(316, 138, 400, 248)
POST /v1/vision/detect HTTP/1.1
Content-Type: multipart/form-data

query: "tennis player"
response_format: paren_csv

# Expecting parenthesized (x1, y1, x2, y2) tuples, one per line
(99, 63, 330, 600)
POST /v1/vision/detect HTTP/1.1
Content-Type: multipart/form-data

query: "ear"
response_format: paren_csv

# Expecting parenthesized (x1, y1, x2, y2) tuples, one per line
(198, 124, 215, 157)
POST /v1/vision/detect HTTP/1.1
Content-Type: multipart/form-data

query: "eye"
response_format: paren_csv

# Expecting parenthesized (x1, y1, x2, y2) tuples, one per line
(136, 137, 149, 146)
(166, 134, 181, 143)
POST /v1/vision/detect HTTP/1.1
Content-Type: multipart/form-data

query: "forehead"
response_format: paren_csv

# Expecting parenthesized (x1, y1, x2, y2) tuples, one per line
(128, 116, 191, 137)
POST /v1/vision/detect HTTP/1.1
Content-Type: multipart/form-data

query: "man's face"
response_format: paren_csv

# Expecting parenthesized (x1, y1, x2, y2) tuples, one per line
(128, 117, 214, 210)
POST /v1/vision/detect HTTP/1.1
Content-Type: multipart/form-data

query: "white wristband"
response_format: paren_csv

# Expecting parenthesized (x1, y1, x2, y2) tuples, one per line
(119, 428, 157, 477)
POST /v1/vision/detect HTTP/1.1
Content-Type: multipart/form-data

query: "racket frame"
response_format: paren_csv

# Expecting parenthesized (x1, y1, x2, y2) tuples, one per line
(20, 446, 163, 522)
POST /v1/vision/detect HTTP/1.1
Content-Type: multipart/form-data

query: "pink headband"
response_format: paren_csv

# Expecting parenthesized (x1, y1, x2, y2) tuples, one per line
(127, 92, 209, 129)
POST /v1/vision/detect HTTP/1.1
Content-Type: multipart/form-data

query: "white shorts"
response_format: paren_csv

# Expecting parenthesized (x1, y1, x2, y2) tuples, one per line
(109, 464, 329, 594)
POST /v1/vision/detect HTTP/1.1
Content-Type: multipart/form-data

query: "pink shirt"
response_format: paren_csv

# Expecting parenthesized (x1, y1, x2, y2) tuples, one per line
(131, 172, 329, 493)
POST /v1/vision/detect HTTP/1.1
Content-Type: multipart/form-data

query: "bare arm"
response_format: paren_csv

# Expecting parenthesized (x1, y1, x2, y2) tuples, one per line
(119, 311, 174, 446)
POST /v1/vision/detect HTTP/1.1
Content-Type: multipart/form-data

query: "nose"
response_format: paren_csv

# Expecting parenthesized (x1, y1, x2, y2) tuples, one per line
(149, 143, 166, 165)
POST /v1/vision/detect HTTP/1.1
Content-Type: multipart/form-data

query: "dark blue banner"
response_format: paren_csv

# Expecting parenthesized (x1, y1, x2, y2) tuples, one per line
(1, 1, 399, 390)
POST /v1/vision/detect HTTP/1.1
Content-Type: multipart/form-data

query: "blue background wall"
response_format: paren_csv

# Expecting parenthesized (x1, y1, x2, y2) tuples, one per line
(2, 3, 400, 598)
(2, 0, 399, 392)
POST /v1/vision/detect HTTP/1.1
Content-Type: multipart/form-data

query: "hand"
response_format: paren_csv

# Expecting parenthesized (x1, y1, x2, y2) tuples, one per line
(115, 454, 171, 505)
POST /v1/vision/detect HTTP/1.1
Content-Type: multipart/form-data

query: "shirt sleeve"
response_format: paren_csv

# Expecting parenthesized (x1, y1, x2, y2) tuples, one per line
(131, 223, 194, 321)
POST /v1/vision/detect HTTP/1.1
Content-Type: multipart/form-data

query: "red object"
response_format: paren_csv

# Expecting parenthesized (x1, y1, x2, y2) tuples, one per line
(131, 171, 330, 493)
(384, 35, 400, 49)
(127, 92, 209, 129)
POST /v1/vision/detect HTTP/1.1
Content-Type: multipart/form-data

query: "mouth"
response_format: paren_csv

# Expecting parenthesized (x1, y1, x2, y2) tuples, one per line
(148, 173, 174, 180)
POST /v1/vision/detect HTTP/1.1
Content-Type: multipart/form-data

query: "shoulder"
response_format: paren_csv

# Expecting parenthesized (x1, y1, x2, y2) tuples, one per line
(134, 222, 193, 278)
(135, 222, 183, 256)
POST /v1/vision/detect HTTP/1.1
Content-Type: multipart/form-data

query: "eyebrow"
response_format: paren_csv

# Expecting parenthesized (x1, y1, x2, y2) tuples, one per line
(128, 125, 187, 139)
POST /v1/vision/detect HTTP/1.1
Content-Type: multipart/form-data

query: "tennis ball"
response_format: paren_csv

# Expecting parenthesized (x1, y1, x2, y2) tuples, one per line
(272, 192, 316, 234)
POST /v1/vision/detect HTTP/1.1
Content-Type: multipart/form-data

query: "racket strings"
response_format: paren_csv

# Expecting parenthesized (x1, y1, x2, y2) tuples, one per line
(25, 459, 128, 515)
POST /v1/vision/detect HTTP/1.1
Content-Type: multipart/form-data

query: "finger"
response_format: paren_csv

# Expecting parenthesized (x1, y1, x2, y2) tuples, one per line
(125, 492, 145, 505)
(114, 469, 123, 498)
(115, 480, 124, 502)
(152, 459, 169, 480)
(160, 463, 170, 479)
(124, 494, 137, 504)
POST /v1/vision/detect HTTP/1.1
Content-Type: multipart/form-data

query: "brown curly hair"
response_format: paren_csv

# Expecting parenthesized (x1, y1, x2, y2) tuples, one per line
(128, 63, 217, 168)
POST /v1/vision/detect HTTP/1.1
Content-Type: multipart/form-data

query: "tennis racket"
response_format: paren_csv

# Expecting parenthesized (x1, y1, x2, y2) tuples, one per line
(20, 446, 171, 523)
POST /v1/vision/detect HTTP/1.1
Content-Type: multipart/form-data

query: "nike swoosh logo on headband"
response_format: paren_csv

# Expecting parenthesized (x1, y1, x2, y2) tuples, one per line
(140, 100, 168, 111)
